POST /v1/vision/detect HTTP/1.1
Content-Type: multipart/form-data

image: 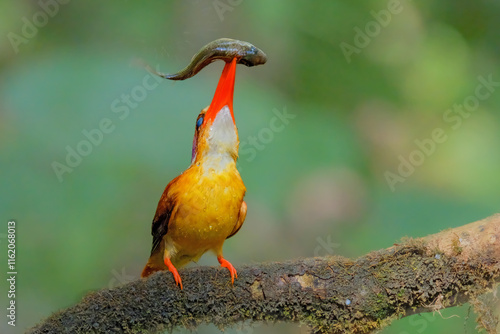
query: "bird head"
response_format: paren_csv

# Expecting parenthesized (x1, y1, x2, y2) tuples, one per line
(191, 58, 239, 171)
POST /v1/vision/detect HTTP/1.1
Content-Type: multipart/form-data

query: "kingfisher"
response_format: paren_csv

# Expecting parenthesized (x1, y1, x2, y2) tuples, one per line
(141, 58, 247, 289)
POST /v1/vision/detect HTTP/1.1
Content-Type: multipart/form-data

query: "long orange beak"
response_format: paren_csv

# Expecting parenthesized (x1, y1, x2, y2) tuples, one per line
(204, 58, 237, 125)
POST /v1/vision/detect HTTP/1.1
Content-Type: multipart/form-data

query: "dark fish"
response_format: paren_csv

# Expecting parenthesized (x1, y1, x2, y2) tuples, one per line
(144, 38, 267, 80)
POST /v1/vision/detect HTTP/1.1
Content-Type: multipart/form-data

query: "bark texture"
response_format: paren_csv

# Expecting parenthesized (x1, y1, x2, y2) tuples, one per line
(29, 214, 500, 333)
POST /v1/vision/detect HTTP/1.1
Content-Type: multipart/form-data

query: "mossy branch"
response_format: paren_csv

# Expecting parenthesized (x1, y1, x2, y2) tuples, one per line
(29, 214, 500, 333)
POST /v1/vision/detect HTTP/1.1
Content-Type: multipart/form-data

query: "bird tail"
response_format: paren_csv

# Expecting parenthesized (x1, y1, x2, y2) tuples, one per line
(141, 251, 167, 278)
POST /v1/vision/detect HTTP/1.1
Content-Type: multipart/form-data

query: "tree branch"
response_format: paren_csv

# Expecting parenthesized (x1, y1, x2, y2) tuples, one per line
(29, 214, 500, 333)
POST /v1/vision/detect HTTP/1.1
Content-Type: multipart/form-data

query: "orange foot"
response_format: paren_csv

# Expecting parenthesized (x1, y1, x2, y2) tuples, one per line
(217, 255, 238, 284)
(164, 257, 183, 289)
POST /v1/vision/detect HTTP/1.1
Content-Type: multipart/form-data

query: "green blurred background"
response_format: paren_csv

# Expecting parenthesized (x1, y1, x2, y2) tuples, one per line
(1, 1, 499, 333)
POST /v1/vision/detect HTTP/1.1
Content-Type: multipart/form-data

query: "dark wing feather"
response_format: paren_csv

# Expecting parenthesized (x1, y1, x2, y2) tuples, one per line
(150, 209, 172, 255)
(150, 178, 178, 255)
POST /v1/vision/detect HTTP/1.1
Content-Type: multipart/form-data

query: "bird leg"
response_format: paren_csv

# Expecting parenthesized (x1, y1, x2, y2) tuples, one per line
(217, 255, 238, 284)
(164, 256, 183, 289)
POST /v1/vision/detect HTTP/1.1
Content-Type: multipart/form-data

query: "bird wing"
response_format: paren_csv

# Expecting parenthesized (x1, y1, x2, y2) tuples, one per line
(150, 176, 180, 255)
(226, 200, 247, 239)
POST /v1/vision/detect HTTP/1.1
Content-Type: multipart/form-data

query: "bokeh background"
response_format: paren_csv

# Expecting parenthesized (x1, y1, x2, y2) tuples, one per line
(1, 1, 499, 333)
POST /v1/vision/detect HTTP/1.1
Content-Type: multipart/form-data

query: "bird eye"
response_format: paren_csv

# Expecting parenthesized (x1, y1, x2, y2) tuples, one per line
(196, 116, 204, 128)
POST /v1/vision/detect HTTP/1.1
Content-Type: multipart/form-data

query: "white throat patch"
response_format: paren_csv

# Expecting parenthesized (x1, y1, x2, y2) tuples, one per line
(203, 106, 238, 173)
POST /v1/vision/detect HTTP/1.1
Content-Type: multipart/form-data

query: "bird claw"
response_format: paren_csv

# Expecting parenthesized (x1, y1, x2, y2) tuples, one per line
(218, 256, 238, 284)
(171, 270, 183, 290)
(164, 257, 183, 290)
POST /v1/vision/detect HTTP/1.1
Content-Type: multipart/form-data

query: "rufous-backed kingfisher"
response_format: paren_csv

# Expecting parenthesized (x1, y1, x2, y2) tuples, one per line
(141, 58, 247, 289)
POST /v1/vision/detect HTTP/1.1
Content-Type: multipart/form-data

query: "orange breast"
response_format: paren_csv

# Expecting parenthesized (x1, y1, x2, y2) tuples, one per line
(167, 161, 245, 260)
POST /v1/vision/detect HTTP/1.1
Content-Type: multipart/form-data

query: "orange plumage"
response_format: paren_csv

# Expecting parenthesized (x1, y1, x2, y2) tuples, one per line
(141, 59, 247, 289)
